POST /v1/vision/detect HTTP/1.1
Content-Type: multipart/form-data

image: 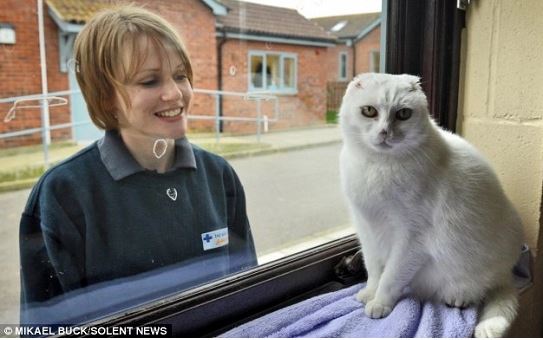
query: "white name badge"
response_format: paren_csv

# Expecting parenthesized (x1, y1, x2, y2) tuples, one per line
(201, 227, 229, 251)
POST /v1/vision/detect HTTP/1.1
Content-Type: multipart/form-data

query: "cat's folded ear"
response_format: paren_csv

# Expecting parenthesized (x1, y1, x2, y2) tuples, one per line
(350, 73, 373, 90)
(401, 74, 422, 92)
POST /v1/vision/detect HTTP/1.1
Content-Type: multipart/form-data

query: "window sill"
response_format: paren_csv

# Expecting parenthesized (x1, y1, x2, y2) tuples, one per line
(86, 234, 361, 337)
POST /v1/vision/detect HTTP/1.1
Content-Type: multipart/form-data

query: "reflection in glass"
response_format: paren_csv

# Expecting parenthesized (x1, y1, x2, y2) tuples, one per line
(2, 0, 382, 327)
(18, 5, 258, 326)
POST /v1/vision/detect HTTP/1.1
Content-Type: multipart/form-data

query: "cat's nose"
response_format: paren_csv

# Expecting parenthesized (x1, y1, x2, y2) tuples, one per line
(379, 129, 388, 136)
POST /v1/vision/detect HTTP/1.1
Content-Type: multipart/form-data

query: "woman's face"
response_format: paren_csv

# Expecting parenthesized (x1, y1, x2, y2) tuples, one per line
(115, 38, 192, 141)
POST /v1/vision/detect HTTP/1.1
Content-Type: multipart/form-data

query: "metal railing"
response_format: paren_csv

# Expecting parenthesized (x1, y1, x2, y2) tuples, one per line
(0, 89, 280, 167)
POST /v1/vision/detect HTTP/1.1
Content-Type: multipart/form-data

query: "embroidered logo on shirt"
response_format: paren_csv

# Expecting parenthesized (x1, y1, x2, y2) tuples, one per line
(201, 227, 229, 251)
(166, 188, 177, 201)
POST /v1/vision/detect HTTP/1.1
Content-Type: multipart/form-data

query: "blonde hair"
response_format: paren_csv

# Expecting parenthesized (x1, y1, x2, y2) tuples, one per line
(73, 5, 193, 130)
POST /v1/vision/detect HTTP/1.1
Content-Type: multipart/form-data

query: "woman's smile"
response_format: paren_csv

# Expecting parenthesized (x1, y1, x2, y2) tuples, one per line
(154, 107, 184, 119)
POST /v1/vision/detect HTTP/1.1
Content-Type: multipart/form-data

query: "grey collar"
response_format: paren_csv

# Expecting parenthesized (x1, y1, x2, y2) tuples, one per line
(98, 130, 197, 181)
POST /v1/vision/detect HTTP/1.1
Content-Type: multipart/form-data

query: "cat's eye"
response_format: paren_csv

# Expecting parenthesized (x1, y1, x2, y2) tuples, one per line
(361, 106, 378, 118)
(396, 108, 412, 121)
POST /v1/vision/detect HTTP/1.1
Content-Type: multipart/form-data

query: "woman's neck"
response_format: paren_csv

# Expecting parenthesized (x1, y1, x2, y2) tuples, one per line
(119, 131, 176, 173)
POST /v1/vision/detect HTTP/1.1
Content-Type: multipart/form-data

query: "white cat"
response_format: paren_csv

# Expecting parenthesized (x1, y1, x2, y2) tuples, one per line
(339, 73, 524, 338)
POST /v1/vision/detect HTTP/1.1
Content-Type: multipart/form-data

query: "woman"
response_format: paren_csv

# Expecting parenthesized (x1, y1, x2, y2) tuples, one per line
(20, 5, 257, 323)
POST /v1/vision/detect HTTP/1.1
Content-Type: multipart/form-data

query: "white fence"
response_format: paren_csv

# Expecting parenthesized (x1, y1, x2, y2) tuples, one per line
(0, 89, 279, 167)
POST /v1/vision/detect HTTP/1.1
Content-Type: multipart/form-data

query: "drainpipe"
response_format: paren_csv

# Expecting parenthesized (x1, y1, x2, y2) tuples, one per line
(217, 28, 227, 132)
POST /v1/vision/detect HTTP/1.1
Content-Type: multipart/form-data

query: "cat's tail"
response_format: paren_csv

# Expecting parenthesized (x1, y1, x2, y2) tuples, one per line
(474, 284, 518, 338)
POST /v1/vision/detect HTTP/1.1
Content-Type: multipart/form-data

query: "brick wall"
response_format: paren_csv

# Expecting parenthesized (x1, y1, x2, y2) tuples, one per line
(325, 44, 353, 81)
(320, 26, 382, 116)
(0, 0, 219, 148)
(1, 0, 343, 147)
(139, 0, 218, 132)
(219, 39, 328, 133)
(0, 0, 72, 147)
(354, 25, 381, 75)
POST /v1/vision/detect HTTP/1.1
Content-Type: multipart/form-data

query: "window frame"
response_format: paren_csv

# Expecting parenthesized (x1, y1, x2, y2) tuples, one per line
(86, 235, 362, 337)
(385, 0, 465, 132)
(248, 50, 298, 94)
(58, 0, 466, 336)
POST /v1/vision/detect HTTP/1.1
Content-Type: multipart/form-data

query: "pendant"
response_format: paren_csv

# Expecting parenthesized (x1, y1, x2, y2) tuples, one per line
(153, 138, 168, 159)
(166, 188, 178, 201)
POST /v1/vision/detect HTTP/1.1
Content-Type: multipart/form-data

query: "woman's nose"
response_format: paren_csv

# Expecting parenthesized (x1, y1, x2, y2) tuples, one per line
(161, 78, 182, 102)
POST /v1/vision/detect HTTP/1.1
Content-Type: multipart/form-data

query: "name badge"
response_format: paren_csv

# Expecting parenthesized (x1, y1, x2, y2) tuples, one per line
(201, 227, 229, 251)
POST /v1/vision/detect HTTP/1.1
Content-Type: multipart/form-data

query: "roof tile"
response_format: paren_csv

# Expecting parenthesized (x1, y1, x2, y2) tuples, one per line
(46, 0, 116, 24)
(217, 0, 336, 42)
(311, 13, 381, 39)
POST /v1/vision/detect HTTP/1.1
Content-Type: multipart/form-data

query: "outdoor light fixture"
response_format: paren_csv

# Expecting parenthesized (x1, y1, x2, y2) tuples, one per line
(0, 23, 16, 44)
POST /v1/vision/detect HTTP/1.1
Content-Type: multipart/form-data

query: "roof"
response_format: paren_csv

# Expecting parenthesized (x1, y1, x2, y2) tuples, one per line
(46, 0, 112, 24)
(310, 12, 381, 40)
(45, 0, 227, 25)
(216, 0, 335, 42)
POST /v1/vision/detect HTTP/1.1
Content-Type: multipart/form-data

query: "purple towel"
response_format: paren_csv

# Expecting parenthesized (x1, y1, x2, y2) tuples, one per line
(220, 283, 477, 338)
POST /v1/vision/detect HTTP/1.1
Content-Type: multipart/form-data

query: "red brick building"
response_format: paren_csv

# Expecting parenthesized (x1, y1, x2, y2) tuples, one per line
(214, 0, 336, 132)
(311, 13, 382, 80)
(0, 0, 380, 147)
(311, 13, 381, 112)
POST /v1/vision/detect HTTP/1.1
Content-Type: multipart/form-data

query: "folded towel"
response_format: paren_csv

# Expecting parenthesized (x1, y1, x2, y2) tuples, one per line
(220, 283, 477, 338)
(221, 245, 532, 338)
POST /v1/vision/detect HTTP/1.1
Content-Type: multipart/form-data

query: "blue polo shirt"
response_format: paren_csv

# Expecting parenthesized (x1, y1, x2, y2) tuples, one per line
(20, 130, 257, 324)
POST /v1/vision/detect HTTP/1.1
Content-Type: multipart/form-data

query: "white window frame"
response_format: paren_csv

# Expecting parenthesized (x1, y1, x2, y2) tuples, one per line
(248, 50, 298, 94)
(338, 52, 348, 81)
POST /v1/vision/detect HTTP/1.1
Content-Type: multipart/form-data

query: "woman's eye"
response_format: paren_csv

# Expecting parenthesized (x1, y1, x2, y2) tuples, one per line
(174, 74, 187, 82)
(139, 79, 158, 87)
(361, 106, 378, 118)
(396, 108, 412, 121)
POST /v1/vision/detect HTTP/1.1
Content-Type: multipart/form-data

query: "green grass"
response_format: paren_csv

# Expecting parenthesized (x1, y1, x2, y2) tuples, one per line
(196, 142, 271, 155)
(0, 165, 47, 183)
(0, 141, 76, 158)
(326, 110, 339, 124)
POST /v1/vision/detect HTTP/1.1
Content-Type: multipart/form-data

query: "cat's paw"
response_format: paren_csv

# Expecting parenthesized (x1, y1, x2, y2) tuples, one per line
(444, 296, 472, 308)
(474, 316, 510, 338)
(364, 299, 393, 319)
(355, 287, 376, 304)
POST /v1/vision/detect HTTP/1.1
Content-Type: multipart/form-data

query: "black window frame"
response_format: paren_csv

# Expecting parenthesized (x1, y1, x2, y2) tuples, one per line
(385, 0, 465, 132)
(58, 0, 466, 337)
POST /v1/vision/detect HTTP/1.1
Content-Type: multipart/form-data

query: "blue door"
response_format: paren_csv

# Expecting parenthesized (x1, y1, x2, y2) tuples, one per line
(68, 66, 103, 143)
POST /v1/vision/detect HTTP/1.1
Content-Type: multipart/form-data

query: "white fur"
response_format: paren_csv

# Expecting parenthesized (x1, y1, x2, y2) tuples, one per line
(339, 73, 524, 337)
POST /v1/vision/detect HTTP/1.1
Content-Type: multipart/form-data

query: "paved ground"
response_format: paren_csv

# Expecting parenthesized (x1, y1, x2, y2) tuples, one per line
(0, 189, 24, 324)
(232, 143, 352, 256)
(0, 126, 354, 325)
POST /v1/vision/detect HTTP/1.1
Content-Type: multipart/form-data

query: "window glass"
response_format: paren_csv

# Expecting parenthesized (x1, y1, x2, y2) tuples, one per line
(370, 50, 380, 73)
(250, 54, 264, 89)
(283, 57, 295, 89)
(249, 52, 296, 92)
(266, 54, 280, 89)
(0, 0, 382, 328)
(340, 53, 347, 79)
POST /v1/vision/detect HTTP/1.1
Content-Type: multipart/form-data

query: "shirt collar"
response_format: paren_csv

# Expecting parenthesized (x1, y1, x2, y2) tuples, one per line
(98, 130, 197, 181)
